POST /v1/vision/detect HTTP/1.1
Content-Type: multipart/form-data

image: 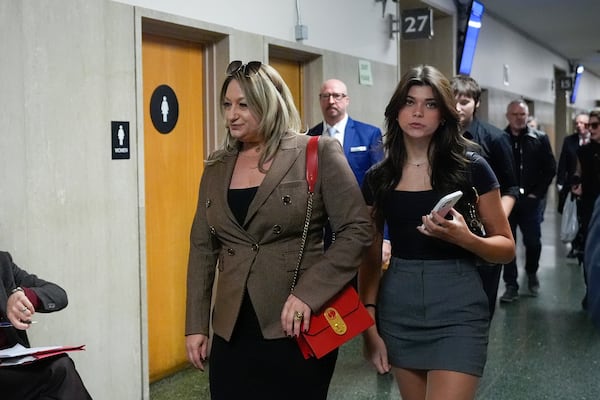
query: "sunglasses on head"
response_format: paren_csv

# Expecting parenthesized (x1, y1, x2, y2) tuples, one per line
(226, 60, 262, 77)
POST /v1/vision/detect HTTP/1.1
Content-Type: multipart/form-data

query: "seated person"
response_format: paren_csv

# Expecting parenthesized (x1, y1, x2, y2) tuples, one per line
(0, 251, 92, 400)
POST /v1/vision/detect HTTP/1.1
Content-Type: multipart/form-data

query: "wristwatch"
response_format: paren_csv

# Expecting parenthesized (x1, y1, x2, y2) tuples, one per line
(11, 286, 24, 294)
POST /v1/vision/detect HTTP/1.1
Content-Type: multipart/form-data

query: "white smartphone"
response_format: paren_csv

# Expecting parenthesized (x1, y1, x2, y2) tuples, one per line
(431, 190, 463, 218)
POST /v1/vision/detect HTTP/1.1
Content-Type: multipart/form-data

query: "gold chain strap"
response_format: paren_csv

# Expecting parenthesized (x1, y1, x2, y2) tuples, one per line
(290, 192, 313, 292)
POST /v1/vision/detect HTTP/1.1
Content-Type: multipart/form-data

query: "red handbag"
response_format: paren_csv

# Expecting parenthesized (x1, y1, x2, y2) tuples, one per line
(291, 136, 374, 359)
(296, 285, 374, 359)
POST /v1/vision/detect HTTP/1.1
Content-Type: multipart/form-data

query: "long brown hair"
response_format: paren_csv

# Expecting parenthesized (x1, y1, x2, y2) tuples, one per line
(366, 65, 472, 229)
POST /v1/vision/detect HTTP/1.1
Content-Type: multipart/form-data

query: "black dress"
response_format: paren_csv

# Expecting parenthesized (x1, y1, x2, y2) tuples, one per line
(208, 187, 337, 400)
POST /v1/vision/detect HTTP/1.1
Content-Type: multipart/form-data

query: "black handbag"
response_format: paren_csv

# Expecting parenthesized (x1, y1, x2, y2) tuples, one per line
(455, 152, 486, 237)
(456, 185, 486, 237)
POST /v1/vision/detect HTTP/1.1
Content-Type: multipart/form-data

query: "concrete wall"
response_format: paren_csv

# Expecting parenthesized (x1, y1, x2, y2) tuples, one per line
(470, 12, 600, 150)
(472, 16, 567, 105)
(114, 0, 399, 66)
(0, 1, 142, 399)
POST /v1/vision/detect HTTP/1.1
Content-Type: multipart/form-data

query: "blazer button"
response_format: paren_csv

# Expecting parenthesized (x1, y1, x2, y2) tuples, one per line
(251, 243, 259, 252)
(227, 248, 235, 256)
(272, 225, 282, 234)
(205, 199, 211, 208)
(209, 226, 216, 235)
(282, 195, 292, 205)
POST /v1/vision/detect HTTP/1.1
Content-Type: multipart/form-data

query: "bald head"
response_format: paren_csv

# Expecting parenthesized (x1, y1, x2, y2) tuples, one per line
(319, 79, 350, 125)
(321, 79, 347, 94)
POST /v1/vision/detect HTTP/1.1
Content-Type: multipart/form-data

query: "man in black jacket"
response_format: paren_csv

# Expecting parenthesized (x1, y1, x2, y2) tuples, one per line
(500, 100, 557, 302)
(0, 251, 92, 399)
(556, 112, 590, 258)
(557, 112, 590, 209)
(452, 75, 519, 317)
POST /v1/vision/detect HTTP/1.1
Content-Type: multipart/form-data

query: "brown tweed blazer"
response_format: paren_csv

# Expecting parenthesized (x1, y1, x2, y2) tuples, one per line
(185, 133, 372, 340)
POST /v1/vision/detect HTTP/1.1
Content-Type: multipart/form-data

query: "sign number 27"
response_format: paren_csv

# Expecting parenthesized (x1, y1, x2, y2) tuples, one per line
(404, 15, 428, 33)
(401, 8, 433, 39)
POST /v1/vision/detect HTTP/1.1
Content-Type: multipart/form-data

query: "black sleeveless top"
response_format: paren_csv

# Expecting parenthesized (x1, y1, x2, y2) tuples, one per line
(228, 187, 258, 225)
(362, 155, 498, 260)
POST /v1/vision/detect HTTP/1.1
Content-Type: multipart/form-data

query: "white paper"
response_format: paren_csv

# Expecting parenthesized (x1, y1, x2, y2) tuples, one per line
(0, 343, 66, 358)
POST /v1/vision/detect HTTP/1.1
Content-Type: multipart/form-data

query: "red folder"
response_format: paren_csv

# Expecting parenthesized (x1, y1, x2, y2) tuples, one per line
(0, 344, 85, 367)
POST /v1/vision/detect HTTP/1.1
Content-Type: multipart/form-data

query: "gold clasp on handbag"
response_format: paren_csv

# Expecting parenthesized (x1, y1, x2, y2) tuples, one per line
(324, 307, 347, 335)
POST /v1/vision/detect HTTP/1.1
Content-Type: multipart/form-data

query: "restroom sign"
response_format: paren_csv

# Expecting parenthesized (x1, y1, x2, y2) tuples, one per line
(111, 121, 130, 160)
(150, 84, 179, 134)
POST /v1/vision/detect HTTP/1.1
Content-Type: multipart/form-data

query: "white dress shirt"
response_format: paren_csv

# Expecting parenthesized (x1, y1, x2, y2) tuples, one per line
(324, 114, 348, 147)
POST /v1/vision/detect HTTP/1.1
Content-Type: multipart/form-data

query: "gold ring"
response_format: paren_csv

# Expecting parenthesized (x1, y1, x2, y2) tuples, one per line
(294, 311, 304, 321)
(21, 307, 28, 312)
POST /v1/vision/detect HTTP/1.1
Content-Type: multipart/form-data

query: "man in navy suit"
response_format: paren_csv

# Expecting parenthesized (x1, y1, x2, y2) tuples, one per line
(308, 78, 384, 253)
(308, 79, 383, 188)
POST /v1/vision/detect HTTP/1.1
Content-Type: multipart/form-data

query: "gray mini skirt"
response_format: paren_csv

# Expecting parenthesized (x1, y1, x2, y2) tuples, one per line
(377, 257, 489, 376)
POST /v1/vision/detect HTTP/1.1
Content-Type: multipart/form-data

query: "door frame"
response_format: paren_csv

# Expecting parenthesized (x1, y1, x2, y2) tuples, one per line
(134, 11, 228, 397)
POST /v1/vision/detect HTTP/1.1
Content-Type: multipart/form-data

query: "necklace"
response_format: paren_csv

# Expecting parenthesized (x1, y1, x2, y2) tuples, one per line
(406, 160, 428, 167)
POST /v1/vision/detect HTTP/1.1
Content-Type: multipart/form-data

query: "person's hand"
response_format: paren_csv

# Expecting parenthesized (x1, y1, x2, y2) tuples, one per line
(281, 294, 311, 337)
(362, 326, 390, 374)
(381, 240, 391, 267)
(572, 183, 582, 196)
(185, 334, 209, 371)
(6, 288, 34, 330)
(417, 208, 471, 243)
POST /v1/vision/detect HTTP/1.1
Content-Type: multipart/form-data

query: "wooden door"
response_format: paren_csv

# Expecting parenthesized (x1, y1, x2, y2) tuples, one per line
(142, 33, 204, 381)
(269, 58, 305, 128)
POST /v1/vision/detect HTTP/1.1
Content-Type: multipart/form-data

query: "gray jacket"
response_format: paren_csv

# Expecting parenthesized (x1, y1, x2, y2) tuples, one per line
(0, 251, 68, 347)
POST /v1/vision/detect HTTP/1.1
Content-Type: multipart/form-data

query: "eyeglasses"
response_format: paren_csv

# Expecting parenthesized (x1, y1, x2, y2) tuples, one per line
(589, 122, 600, 130)
(226, 60, 262, 77)
(319, 93, 347, 101)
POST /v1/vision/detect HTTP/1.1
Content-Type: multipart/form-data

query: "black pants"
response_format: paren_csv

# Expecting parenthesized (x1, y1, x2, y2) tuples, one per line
(0, 354, 92, 400)
(503, 197, 543, 288)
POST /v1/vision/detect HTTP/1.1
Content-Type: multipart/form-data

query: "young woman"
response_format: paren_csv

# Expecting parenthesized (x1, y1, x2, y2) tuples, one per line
(184, 61, 371, 399)
(359, 65, 514, 400)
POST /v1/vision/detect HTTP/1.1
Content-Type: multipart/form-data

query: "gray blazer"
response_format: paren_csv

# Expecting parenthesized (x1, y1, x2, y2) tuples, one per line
(185, 133, 372, 340)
